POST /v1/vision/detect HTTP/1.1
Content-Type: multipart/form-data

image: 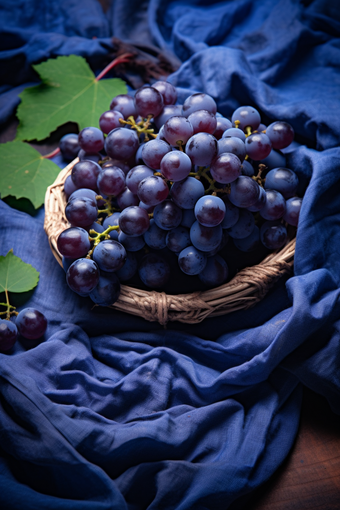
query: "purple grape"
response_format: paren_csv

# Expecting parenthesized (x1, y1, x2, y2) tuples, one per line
(283, 197, 302, 227)
(171, 177, 205, 209)
(213, 117, 233, 140)
(116, 188, 139, 210)
(89, 273, 120, 306)
(233, 225, 260, 252)
(247, 185, 267, 212)
(110, 94, 137, 119)
(260, 149, 286, 170)
(194, 195, 226, 227)
(97, 167, 126, 197)
(227, 209, 255, 239)
(65, 197, 98, 228)
(245, 133, 272, 160)
(116, 252, 138, 281)
(143, 219, 167, 249)
(163, 116, 194, 146)
(178, 246, 207, 275)
(78, 149, 101, 164)
(160, 151, 192, 182)
(16, 308, 47, 340)
(57, 227, 91, 259)
(231, 106, 261, 130)
(139, 253, 170, 288)
(221, 196, 240, 229)
(241, 160, 255, 177)
(139, 201, 155, 213)
(0, 319, 18, 351)
(69, 188, 97, 202)
(78, 127, 104, 153)
(64, 175, 78, 197)
(198, 255, 229, 287)
(71, 160, 101, 191)
(66, 259, 100, 296)
(134, 86, 164, 118)
(118, 231, 145, 252)
(104, 127, 139, 161)
(154, 105, 183, 130)
(181, 208, 196, 228)
(187, 110, 217, 135)
(126, 165, 154, 194)
(210, 153, 242, 184)
(260, 221, 287, 250)
(142, 139, 171, 170)
(88, 222, 104, 234)
(229, 176, 260, 208)
(190, 221, 223, 252)
(102, 159, 131, 175)
(153, 200, 183, 230)
(59, 134, 80, 161)
(99, 110, 124, 135)
(218, 136, 246, 162)
(266, 121, 294, 150)
(152, 81, 177, 106)
(137, 175, 169, 206)
(182, 93, 217, 117)
(93, 240, 126, 272)
(185, 132, 218, 167)
(222, 128, 246, 142)
(166, 226, 191, 253)
(264, 167, 299, 199)
(260, 190, 286, 221)
(119, 206, 150, 236)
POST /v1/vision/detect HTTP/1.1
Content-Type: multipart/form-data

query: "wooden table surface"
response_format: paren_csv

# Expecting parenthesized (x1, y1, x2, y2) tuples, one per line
(1, 120, 340, 510)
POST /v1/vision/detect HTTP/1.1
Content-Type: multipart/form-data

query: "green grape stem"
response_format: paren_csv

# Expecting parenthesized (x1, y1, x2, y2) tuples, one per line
(0, 290, 18, 319)
(119, 115, 157, 139)
(86, 225, 120, 258)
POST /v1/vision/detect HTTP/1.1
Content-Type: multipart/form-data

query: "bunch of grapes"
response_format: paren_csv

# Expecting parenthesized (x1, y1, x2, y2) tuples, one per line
(0, 308, 48, 352)
(57, 82, 302, 306)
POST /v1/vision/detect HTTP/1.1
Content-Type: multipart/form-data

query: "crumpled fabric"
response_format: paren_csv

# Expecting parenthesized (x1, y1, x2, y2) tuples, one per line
(1, 0, 340, 509)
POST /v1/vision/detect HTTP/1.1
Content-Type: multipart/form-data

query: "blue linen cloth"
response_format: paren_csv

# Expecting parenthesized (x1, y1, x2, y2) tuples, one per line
(1, 0, 340, 508)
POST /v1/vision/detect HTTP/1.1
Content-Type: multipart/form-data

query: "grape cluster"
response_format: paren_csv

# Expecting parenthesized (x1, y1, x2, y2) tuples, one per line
(58, 83, 302, 304)
(0, 308, 48, 352)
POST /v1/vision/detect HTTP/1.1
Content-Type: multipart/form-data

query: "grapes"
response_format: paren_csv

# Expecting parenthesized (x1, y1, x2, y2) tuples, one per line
(139, 253, 170, 288)
(264, 167, 299, 199)
(141, 139, 171, 170)
(99, 110, 124, 134)
(182, 93, 217, 117)
(66, 258, 100, 296)
(229, 176, 260, 208)
(153, 200, 183, 230)
(78, 127, 105, 153)
(178, 246, 207, 275)
(144, 219, 167, 249)
(126, 165, 154, 194)
(163, 116, 194, 146)
(137, 175, 169, 206)
(97, 166, 126, 197)
(210, 153, 241, 184)
(171, 177, 205, 209)
(59, 134, 80, 161)
(166, 226, 191, 253)
(222, 128, 246, 142)
(260, 190, 286, 221)
(152, 81, 177, 106)
(105, 127, 139, 161)
(134, 86, 164, 118)
(218, 136, 246, 162)
(65, 196, 98, 228)
(266, 121, 294, 150)
(245, 133, 272, 160)
(227, 209, 255, 239)
(233, 225, 260, 252)
(110, 94, 137, 119)
(190, 221, 223, 252)
(283, 197, 302, 226)
(231, 106, 261, 130)
(160, 151, 192, 182)
(57, 227, 91, 259)
(194, 195, 226, 227)
(154, 105, 183, 130)
(119, 206, 150, 236)
(89, 273, 120, 306)
(93, 240, 126, 272)
(185, 133, 218, 167)
(260, 221, 288, 250)
(0, 319, 18, 351)
(214, 117, 232, 139)
(187, 110, 217, 135)
(198, 255, 229, 287)
(71, 160, 101, 191)
(16, 308, 48, 340)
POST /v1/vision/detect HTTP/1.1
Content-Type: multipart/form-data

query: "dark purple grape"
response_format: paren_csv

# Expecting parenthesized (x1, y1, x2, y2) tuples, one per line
(241, 160, 255, 177)
(102, 159, 131, 175)
(190, 221, 223, 252)
(116, 252, 138, 281)
(0, 319, 18, 351)
(78, 127, 104, 153)
(137, 175, 169, 206)
(264, 167, 299, 199)
(78, 149, 101, 164)
(247, 185, 267, 212)
(97, 167, 126, 197)
(210, 153, 241, 184)
(222, 127, 246, 142)
(218, 136, 246, 162)
(118, 231, 145, 252)
(160, 151, 192, 182)
(68, 188, 97, 202)
(221, 196, 240, 229)
(283, 197, 302, 227)
(126, 165, 154, 194)
(153, 200, 183, 230)
(154, 105, 183, 130)
(93, 240, 126, 272)
(143, 219, 167, 249)
(134, 86, 164, 118)
(260, 221, 287, 250)
(163, 116, 194, 146)
(260, 149, 286, 170)
(110, 94, 137, 119)
(266, 121, 294, 150)
(194, 195, 226, 227)
(138, 253, 170, 288)
(89, 273, 121, 306)
(16, 308, 47, 340)
(65, 197, 98, 228)
(166, 226, 191, 253)
(185, 132, 218, 167)
(227, 209, 255, 239)
(66, 259, 100, 296)
(198, 255, 228, 287)
(178, 246, 207, 275)
(71, 160, 101, 191)
(116, 188, 140, 210)
(213, 116, 233, 140)
(139, 201, 155, 213)
(233, 225, 260, 252)
(181, 208, 196, 228)
(152, 81, 177, 105)
(231, 106, 261, 130)
(260, 190, 286, 221)
(64, 175, 78, 198)
(104, 127, 139, 161)
(182, 93, 217, 117)
(170, 177, 205, 209)
(57, 227, 91, 259)
(229, 176, 260, 208)
(245, 133, 272, 160)
(99, 110, 124, 134)
(119, 206, 150, 236)
(187, 110, 217, 135)
(88, 222, 104, 234)
(59, 134, 80, 161)
(142, 139, 171, 170)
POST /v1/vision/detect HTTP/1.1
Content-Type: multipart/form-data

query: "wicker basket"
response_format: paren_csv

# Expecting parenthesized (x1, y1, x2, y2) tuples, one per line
(44, 159, 296, 325)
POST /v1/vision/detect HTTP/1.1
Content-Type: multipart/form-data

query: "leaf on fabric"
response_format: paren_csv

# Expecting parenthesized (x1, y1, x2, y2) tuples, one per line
(15, 55, 127, 141)
(0, 250, 39, 294)
(0, 141, 60, 209)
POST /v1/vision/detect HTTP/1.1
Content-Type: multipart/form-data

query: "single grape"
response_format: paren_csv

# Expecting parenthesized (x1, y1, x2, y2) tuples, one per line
(0, 319, 18, 351)
(260, 190, 286, 221)
(97, 167, 126, 197)
(187, 109, 217, 135)
(116, 188, 140, 210)
(134, 86, 164, 118)
(220, 196, 240, 229)
(93, 240, 126, 272)
(62, 256, 77, 273)
(66, 259, 100, 296)
(89, 273, 121, 306)
(190, 221, 223, 252)
(163, 116, 194, 146)
(260, 221, 287, 250)
(218, 136, 246, 162)
(222, 128, 246, 142)
(178, 246, 207, 275)
(104, 127, 139, 161)
(213, 117, 232, 139)
(182, 93, 217, 117)
(231, 106, 261, 130)
(126, 165, 154, 194)
(160, 151, 192, 182)
(153, 200, 183, 230)
(245, 132, 272, 160)
(264, 167, 299, 199)
(194, 195, 226, 227)
(142, 139, 171, 170)
(205, 230, 229, 257)
(68, 188, 97, 202)
(143, 219, 167, 249)
(139, 200, 155, 213)
(16, 308, 47, 340)
(57, 227, 91, 259)
(78, 127, 105, 153)
(154, 105, 183, 130)
(266, 121, 294, 150)
(283, 197, 302, 227)
(99, 110, 124, 134)
(185, 132, 218, 167)
(71, 160, 101, 191)
(137, 175, 169, 206)
(260, 149, 286, 170)
(118, 231, 145, 252)
(64, 175, 78, 197)
(241, 160, 255, 177)
(170, 176, 205, 209)
(139, 253, 170, 288)
(166, 226, 191, 253)
(210, 152, 241, 184)
(110, 94, 137, 119)
(116, 252, 138, 281)
(227, 209, 255, 239)
(229, 176, 260, 208)
(59, 134, 80, 161)
(198, 255, 229, 287)
(119, 206, 150, 236)
(65, 197, 98, 228)
(152, 81, 177, 105)
(233, 225, 260, 252)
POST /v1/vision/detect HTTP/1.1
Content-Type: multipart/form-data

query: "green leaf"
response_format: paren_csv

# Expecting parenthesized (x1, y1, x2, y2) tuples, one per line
(0, 250, 39, 294)
(16, 55, 127, 141)
(0, 141, 60, 209)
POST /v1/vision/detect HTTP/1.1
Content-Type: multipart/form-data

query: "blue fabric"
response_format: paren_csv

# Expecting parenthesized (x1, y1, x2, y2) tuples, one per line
(1, 0, 340, 508)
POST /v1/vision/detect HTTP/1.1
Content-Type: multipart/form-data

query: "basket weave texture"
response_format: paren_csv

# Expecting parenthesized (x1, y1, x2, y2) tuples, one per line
(44, 159, 296, 325)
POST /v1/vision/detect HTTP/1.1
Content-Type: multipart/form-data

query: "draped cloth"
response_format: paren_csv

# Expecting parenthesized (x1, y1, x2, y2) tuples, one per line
(1, 1, 340, 508)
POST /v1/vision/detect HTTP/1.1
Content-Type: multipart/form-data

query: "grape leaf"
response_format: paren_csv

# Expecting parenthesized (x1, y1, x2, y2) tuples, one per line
(0, 141, 60, 209)
(16, 55, 127, 141)
(0, 250, 39, 294)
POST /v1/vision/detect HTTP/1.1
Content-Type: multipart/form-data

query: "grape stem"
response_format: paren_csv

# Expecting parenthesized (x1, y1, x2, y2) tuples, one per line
(119, 115, 157, 140)
(95, 53, 134, 81)
(252, 164, 266, 187)
(42, 147, 61, 159)
(86, 225, 120, 258)
(0, 290, 18, 319)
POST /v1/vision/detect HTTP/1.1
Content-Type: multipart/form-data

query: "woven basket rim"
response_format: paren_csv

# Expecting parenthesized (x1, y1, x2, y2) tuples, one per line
(44, 158, 295, 325)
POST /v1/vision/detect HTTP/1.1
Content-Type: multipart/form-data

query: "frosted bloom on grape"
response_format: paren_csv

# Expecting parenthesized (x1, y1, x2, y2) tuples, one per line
(152, 81, 177, 105)
(110, 94, 137, 119)
(78, 127, 105, 153)
(163, 116, 194, 146)
(134, 86, 164, 118)
(104, 127, 139, 161)
(266, 121, 294, 150)
(231, 106, 261, 130)
(182, 93, 217, 117)
(185, 132, 218, 166)
(245, 133, 272, 160)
